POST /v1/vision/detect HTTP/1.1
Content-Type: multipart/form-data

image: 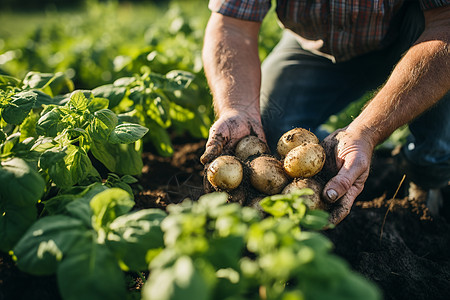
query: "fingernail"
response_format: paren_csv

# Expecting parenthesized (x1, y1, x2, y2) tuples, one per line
(326, 189, 338, 201)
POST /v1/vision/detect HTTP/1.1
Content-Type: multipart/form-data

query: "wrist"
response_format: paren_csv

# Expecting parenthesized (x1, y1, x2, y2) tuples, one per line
(345, 121, 381, 149)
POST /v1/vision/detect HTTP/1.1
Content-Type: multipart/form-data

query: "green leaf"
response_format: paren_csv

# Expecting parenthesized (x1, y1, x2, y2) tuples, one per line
(0, 75, 21, 89)
(0, 158, 45, 207)
(87, 97, 109, 113)
(145, 122, 173, 157)
(39, 148, 67, 170)
(65, 146, 93, 185)
(146, 95, 171, 128)
(164, 70, 195, 91)
(0, 200, 37, 252)
(57, 233, 127, 300)
(90, 188, 134, 230)
(106, 209, 166, 271)
(37, 108, 63, 137)
(92, 84, 127, 109)
(23, 72, 59, 89)
(2, 91, 37, 125)
(108, 123, 148, 144)
(68, 90, 90, 111)
(90, 140, 144, 175)
(300, 210, 330, 230)
(143, 256, 212, 300)
(90, 109, 118, 141)
(13, 215, 86, 276)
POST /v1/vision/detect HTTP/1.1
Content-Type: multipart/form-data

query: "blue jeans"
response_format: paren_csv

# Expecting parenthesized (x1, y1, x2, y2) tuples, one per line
(260, 2, 450, 189)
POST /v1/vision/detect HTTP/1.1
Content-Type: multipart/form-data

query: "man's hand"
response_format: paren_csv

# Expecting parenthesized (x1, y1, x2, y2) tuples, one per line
(200, 109, 266, 165)
(320, 128, 375, 225)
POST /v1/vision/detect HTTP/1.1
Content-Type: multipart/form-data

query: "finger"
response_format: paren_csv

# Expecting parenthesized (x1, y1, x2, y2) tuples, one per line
(248, 120, 267, 143)
(323, 155, 369, 203)
(200, 129, 227, 165)
(328, 194, 354, 225)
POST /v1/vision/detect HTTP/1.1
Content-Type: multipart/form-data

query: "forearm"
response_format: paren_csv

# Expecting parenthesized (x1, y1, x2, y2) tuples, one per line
(348, 8, 450, 147)
(202, 13, 262, 117)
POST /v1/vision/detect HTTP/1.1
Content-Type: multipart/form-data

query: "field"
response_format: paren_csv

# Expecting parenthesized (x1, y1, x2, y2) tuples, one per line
(1, 1, 449, 300)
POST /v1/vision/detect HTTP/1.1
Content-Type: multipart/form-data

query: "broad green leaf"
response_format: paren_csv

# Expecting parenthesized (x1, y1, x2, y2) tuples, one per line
(68, 90, 90, 112)
(90, 188, 134, 230)
(57, 233, 127, 300)
(33, 90, 55, 107)
(37, 108, 63, 137)
(0, 200, 37, 252)
(106, 209, 166, 271)
(294, 254, 381, 300)
(64, 183, 109, 226)
(23, 72, 57, 89)
(92, 84, 126, 109)
(90, 109, 118, 141)
(143, 256, 212, 300)
(300, 210, 330, 230)
(87, 97, 109, 113)
(48, 158, 73, 188)
(2, 91, 37, 125)
(39, 148, 67, 170)
(108, 123, 148, 144)
(19, 112, 38, 140)
(0, 158, 45, 207)
(65, 146, 92, 185)
(90, 140, 143, 175)
(13, 215, 86, 276)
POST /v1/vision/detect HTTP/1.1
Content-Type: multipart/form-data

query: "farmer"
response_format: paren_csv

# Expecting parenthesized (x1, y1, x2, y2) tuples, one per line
(200, 0, 450, 224)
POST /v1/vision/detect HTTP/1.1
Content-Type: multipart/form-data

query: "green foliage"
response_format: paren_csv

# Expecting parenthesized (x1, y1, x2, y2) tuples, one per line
(142, 192, 381, 300)
(0, 158, 45, 252)
(13, 186, 166, 300)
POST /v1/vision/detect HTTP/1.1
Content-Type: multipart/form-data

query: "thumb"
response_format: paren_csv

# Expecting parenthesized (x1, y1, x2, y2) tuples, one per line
(322, 158, 366, 203)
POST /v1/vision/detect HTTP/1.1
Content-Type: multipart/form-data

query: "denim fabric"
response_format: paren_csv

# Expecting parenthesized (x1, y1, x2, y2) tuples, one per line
(260, 1, 450, 189)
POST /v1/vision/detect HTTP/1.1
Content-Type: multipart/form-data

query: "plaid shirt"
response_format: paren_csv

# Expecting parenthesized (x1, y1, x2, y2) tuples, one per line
(208, 0, 449, 62)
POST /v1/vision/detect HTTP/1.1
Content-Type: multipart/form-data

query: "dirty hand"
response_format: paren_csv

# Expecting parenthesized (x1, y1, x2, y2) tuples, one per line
(200, 109, 266, 165)
(320, 128, 375, 225)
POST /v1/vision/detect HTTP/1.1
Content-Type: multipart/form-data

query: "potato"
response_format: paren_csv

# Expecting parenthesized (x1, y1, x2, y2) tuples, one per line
(282, 178, 326, 210)
(277, 128, 319, 158)
(235, 135, 269, 161)
(249, 156, 289, 195)
(207, 155, 243, 190)
(283, 143, 325, 178)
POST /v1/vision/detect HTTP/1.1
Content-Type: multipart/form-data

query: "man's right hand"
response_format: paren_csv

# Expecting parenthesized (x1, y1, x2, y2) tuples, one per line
(200, 109, 266, 165)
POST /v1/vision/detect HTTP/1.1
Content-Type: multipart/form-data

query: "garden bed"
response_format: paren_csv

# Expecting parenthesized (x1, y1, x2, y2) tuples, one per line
(1, 138, 449, 300)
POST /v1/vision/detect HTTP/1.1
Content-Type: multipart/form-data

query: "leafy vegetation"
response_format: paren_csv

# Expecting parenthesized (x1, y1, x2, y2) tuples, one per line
(0, 1, 384, 300)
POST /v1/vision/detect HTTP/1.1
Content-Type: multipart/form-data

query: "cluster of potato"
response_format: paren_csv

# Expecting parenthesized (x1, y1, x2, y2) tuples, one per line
(204, 128, 328, 210)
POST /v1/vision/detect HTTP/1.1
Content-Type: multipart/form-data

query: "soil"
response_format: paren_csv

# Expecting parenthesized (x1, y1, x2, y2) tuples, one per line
(1, 138, 449, 300)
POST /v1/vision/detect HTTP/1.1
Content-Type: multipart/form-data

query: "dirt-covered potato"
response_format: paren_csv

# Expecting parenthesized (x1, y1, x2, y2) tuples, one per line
(283, 143, 325, 178)
(235, 135, 269, 161)
(207, 155, 243, 190)
(277, 128, 319, 158)
(249, 156, 289, 195)
(282, 178, 327, 210)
